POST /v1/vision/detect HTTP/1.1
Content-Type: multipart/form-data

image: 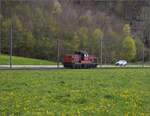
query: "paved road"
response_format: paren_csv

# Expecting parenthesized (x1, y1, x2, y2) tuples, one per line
(0, 65, 149, 70)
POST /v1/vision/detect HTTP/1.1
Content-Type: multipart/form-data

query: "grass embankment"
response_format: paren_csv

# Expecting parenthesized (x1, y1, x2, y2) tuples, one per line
(0, 69, 150, 115)
(0, 55, 56, 65)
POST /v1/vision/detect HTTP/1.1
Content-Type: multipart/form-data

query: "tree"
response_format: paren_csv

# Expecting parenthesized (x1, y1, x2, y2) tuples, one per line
(11, 16, 36, 57)
(52, 0, 62, 15)
(92, 28, 103, 54)
(123, 24, 131, 36)
(122, 36, 136, 61)
(78, 27, 88, 50)
(1, 18, 12, 54)
(93, 28, 103, 41)
(73, 32, 80, 50)
(122, 24, 136, 61)
(92, 28, 104, 64)
(135, 37, 144, 61)
(0, 0, 147, 63)
(78, 10, 92, 26)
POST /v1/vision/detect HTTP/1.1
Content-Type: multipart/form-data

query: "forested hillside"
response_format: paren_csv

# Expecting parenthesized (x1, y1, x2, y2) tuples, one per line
(0, 0, 150, 63)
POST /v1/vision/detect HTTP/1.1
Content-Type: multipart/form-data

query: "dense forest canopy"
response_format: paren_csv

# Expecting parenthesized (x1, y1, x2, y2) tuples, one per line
(0, 0, 150, 63)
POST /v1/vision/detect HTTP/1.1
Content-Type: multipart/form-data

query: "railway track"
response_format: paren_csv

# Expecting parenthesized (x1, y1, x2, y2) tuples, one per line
(0, 65, 149, 70)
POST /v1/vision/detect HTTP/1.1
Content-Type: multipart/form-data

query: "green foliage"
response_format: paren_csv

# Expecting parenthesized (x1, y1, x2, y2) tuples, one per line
(52, 0, 62, 15)
(122, 36, 137, 61)
(93, 28, 103, 40)
(122, 24, 137, 61)
(0, 69, 150, 115)
(79, 15, 92, 26)
(78, 27, 88, 50)
(92, 28, 103, 55)
(1, 18, 12, 53)
(73, 32, 80, 50)
(135, 38, 144, 60)
(2, 18, 12, 29)
(123, 24, 131, 36)
(1, 1, 149, 62)
(13, 16, 24, 31)
(11, 16, 36, 57)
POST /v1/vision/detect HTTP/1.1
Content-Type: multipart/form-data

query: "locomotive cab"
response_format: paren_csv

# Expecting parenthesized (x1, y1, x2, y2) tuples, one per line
(75, 50, 88, 60)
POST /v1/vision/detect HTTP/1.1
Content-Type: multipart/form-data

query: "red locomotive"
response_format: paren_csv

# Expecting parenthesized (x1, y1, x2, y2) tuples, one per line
(63, 51, 97, 68)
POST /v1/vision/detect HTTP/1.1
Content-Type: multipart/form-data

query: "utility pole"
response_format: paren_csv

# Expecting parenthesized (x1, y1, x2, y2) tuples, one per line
(141, 31, 145, 67)
(149, 32, 150, 66)
(10, 25, 13, 68)
(57, 39, 60, 68)
(142, 41, 145, 67)
(0, 0, 1, 55)
(100, 38, 102, 67)
(0, 31, 1, 55)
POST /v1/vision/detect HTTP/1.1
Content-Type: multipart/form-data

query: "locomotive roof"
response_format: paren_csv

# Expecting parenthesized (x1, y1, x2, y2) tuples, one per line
(75, 50, 88, 55)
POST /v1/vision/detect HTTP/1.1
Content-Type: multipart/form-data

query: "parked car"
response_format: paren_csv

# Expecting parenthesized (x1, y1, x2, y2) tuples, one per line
(115, 60, 127, 66)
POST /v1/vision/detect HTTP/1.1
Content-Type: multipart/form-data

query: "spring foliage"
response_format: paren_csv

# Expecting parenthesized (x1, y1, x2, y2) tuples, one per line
(122, 24, 136, 61)
(122, 36, 136, 61)
(0, 0, 148, 62)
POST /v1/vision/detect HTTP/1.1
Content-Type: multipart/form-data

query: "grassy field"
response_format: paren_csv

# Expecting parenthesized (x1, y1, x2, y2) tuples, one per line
(0, 55, 56, 65)
(0, 69, 150, 115)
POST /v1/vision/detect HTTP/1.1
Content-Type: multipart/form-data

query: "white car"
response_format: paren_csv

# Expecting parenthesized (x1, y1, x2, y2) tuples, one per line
(115, 60, 127, 66)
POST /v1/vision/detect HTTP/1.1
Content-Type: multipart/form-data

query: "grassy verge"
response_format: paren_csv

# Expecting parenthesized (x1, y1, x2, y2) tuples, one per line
(0, 55, 56, 65)
(0, 69, 150, 115)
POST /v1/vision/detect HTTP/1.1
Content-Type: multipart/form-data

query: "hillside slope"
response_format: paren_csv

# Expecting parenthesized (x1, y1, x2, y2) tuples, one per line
(0, 55, 56, 65)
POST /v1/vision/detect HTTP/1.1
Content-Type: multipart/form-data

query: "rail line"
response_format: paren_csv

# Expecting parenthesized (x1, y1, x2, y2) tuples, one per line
(0, 65, 149, 70)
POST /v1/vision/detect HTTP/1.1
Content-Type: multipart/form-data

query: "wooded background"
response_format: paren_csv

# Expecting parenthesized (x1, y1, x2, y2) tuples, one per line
(0, 0, 150, 64)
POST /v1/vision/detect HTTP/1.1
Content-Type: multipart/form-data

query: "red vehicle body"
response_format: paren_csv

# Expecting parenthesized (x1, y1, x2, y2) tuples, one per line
(63, 51, 97, 68)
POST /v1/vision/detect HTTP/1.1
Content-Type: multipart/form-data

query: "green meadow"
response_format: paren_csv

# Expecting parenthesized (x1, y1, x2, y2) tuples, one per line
(0, 69, 150, 115)
(0, 55, 56, 65)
